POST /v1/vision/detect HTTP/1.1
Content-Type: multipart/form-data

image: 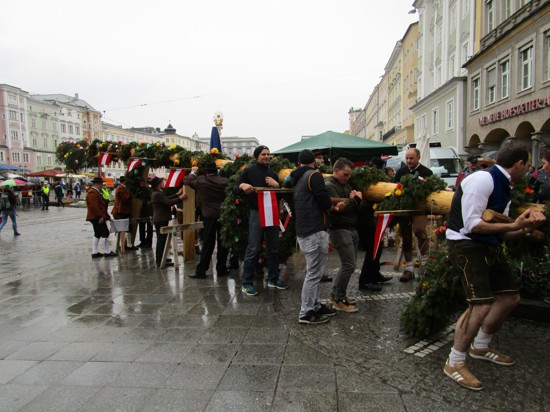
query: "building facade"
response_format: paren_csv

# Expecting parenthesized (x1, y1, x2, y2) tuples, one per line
(410, 0, 477, 155)
(464, 0, 550, 165)
(218, 136, 260, 159)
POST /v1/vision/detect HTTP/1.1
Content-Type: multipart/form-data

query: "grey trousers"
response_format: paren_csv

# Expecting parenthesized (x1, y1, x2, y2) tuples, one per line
(298, 231, 329, 318)
(329, 229, 359, 301)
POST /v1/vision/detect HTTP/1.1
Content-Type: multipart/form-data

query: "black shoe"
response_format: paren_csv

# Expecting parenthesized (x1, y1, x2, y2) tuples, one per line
(14, 232, 21, 236)
(104, 252, 118, 258)
(359, 283, 383, 292)
(320, 274, 333, 283)
(373, 274, 393, 283)
(91, 253, 104, 259)
(317, 303, 337, 317)
(126, 246, 139, 251)
(189, 272, 206, 279)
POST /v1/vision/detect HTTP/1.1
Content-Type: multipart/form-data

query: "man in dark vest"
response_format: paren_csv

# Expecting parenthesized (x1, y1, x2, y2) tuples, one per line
(443, 144, 545, 391)
(290, 149, 344, 324)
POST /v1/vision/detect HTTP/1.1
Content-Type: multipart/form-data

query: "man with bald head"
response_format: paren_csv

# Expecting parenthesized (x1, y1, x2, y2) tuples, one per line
(394, 147, 433, 281)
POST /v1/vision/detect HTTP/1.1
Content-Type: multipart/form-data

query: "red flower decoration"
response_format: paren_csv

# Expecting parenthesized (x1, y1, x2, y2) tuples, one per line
(396, 183, 404, 190)
(524, 187, 534, 194)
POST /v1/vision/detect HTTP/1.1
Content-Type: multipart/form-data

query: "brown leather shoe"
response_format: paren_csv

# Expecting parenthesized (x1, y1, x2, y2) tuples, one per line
(399, 270, 414, 282)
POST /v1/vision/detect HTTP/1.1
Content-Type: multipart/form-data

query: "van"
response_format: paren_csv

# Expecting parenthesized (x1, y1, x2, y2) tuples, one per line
(385, 143, 464, 187)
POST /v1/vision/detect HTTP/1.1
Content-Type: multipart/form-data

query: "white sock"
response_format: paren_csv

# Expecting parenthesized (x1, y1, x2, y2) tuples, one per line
(92, 237, 99, 254)
(473, 329, 493, 349)
(103, 238, 111, 254)
(405, 261, 414, 271)
(448, 347, 467, 367)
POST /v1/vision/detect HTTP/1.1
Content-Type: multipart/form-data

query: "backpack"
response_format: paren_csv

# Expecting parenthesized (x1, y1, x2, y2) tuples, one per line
(0, 192, 11, 211)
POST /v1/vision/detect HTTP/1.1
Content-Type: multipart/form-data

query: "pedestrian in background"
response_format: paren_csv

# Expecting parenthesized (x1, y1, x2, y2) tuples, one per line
(111, 176, 137, 250)
(41, 183, 50, 210)
(0, 184, 21, 239)
(54, 182, 64, 207)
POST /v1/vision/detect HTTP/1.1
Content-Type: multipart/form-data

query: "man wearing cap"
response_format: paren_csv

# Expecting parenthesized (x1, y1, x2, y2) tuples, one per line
(86, 177, 117, 258)
(185, 162, 230, 278)
(291, 149, 344, 324)
(150, 176, 188, 268)
(234, 145, 287, 296)
(455, 156, 478, 187)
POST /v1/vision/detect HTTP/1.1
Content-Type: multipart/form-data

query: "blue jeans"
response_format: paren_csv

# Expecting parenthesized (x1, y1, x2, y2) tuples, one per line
(242, 209, 280, 286)
(297, 231, 329, 317)
(329, 229, 359, 301)
(0, 210, 18, 233)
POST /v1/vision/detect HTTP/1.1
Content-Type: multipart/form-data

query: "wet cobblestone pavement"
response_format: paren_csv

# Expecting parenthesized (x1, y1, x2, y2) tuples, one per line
(0, 207, 549, 411)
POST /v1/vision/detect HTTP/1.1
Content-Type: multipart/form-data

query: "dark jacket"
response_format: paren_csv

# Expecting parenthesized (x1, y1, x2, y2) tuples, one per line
(291, 166, 332, 237)
(324, 175, 361, 230)
(394, 163, 433, 183)
(185, 172, 229, 219)
(86, 187, 110, 221)
(151, 189, 181, 223)
(234, 163, 278, 210)
(1, 189, 17, 211)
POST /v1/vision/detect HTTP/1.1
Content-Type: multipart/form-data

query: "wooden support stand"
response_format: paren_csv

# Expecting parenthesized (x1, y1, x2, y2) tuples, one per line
(158, 222, 204, 268)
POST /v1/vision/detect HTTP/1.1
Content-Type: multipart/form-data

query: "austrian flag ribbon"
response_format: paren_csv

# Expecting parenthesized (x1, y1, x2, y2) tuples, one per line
(258, 191, 279, 227)
(165, 168, 186, 188)
(98, 153, 113, 166)
(127, 158, 142, 172)
(373, 213, 393, 260)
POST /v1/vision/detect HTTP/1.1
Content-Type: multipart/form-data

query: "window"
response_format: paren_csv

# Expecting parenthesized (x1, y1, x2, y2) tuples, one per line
(68, 125, 73, 134)
(76, 125, 80, 135)
(449, 54, 456, 78)
(10, 130, 19, 140)
(500, 59, 510, 98)
(446, 99, 455, 130)
(486, 66, 497, 104)
(37, 155, 42, 165)
(432, 108, 439, 135)
(23, 153, 29, 163)
(31, 118, 36, 128)
(472, 77, 480, 110)
(486, 0, 495, 32)
(9, 110, 17, 120)
(545, 31, 550, 82)
(519, 45, 533, 90)
(450, 5, 456, 32)
(435, 64, 442, 87)
(504, 0, 514, 18)
(12, 152, 20, 162)
(44, 137, 48, 148)
(461, 41, 469, 65)
(0, 152, 4, 162)
(61, 123, 66, 133)
(52, 122, 57, 132)
(20, 113, 24, 122)
(47, 156, 52, 166)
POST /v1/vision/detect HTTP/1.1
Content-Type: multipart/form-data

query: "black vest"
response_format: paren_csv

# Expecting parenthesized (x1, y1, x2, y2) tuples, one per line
(293, 169, 327, 237)
(447, 166, 511, 245)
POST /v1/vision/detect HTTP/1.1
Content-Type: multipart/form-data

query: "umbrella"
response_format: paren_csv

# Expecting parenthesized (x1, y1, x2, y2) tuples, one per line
(0, 163, 27, 171)
(273, 131, 398, 163)
(210, 126, 222, 152)
(0, 178, 28, 186)
(27, 169, 64, 178)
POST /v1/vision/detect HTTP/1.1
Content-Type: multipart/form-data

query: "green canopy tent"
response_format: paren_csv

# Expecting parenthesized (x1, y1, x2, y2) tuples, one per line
(272, 131, 398, 164)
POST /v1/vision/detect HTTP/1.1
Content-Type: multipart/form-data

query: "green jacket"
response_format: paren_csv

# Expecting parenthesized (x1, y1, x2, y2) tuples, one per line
(324, 175, 361, 230)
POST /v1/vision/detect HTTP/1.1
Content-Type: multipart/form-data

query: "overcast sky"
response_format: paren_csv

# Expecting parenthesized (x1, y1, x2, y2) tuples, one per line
(2, 0, 418, 152)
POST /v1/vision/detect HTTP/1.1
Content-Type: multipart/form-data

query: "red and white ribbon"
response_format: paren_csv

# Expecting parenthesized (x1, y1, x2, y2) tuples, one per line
(127, 158, 142, 172)
(165, 168, 186, 188)
(98, 153, 113, 166)
(373, 213, 393, 260)
(258, 191, 279, 227)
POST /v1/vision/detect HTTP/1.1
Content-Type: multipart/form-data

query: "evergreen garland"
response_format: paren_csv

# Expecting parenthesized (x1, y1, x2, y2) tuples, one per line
(348, 165, 389, 191)
(378, 174, 447, 211)
(401, 247, 466, 339)
(219, 171, 249, 259)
